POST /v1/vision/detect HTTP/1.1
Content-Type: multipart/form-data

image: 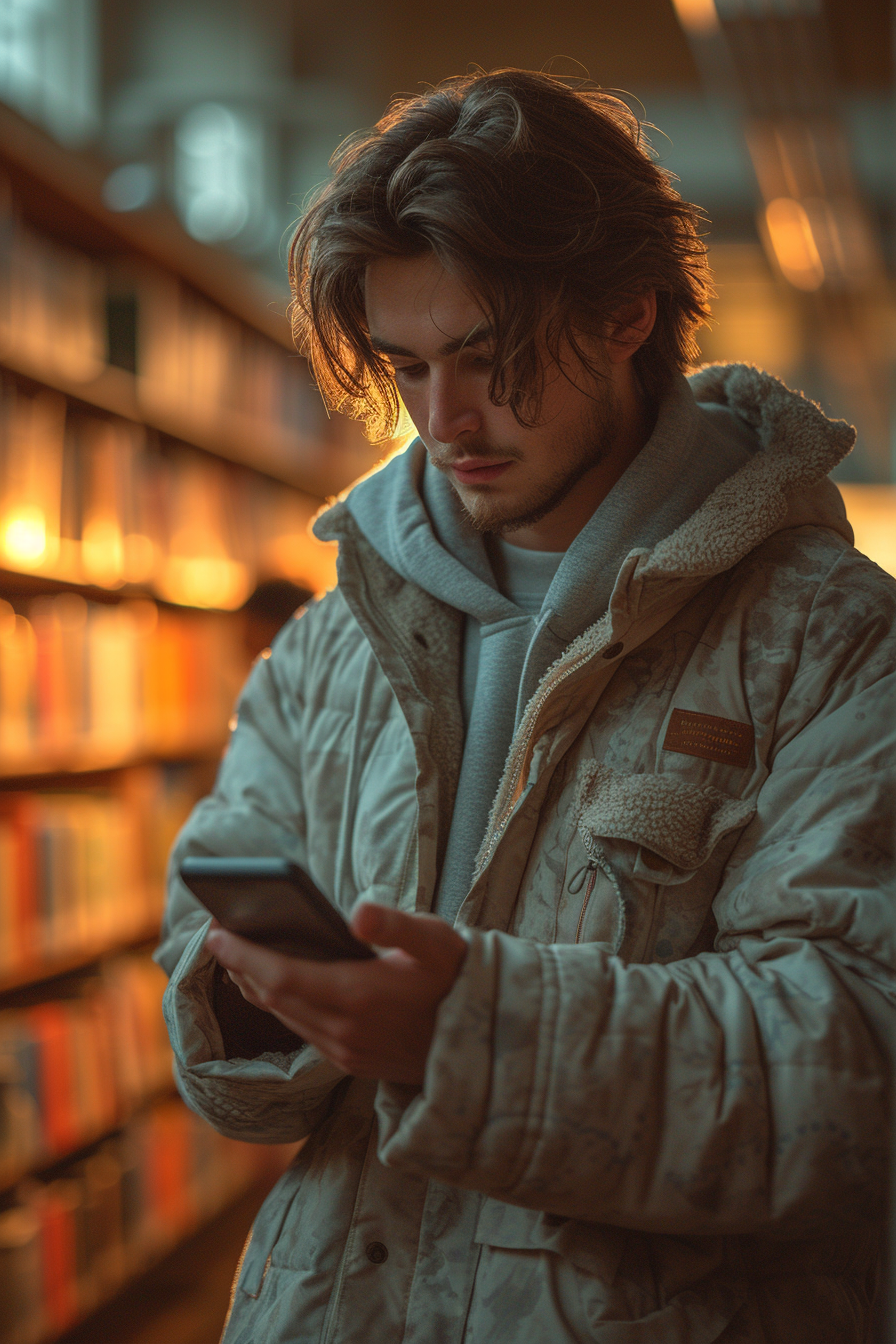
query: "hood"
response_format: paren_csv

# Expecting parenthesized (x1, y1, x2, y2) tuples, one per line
(644, 363, 854, 581)
(315, 363, 854, 621)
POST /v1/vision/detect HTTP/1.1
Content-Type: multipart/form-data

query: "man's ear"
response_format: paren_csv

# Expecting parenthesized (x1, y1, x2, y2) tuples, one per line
(605, 292, 657, 365)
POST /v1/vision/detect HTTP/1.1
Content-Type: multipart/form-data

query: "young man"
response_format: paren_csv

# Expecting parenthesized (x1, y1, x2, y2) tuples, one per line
(157, 70, 894, 1343)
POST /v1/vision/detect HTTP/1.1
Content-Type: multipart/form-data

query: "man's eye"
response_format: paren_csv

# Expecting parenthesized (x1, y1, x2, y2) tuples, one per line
(394, 363, 427, 380)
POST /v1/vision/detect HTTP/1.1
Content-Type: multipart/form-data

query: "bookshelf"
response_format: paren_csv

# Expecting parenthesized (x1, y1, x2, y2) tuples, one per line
(0, 101, 352, 1344)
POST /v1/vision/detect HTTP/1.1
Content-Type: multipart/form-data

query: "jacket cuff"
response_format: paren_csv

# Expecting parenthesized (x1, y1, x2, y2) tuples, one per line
(375, 930, 547, 1185)
(163, 921, 347, 1143)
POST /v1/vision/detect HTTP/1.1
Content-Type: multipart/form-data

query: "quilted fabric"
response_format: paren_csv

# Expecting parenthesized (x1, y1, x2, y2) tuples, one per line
(158, 366, 894, 1344)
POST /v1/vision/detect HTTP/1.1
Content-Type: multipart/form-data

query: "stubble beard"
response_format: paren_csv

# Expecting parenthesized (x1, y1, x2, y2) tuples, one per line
(438, 384, 622, 537)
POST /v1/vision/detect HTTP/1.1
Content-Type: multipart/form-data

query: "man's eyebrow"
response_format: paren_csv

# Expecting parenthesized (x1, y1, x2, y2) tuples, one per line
(370, 326, 494, 360)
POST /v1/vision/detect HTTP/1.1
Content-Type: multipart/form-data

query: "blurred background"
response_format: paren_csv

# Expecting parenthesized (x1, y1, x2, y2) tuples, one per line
(0, 3, 892, 1343)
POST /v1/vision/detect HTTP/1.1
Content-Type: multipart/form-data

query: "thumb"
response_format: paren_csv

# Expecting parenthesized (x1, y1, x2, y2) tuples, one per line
(350, 902, 466, 975)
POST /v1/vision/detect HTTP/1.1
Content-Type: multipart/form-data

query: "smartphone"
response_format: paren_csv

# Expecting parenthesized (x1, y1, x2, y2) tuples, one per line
(179, 856, 375, 962)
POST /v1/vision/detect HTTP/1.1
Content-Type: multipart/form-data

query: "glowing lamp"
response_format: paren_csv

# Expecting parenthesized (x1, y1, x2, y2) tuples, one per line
(671, 0, 720, 33)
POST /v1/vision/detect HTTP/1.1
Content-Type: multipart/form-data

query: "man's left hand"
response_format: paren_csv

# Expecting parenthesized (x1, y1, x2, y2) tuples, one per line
(204, 903, 467, 1087)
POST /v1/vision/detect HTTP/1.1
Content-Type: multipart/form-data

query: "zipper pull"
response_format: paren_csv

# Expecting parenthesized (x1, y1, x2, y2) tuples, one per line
(567, 858, 598, 894)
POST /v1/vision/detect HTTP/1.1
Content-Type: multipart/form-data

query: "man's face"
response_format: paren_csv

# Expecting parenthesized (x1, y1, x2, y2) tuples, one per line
(364, 253, 622, 548)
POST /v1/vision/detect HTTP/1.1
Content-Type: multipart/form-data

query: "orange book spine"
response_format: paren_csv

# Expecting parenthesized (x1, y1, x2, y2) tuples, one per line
(149, 1102, 193, 1242)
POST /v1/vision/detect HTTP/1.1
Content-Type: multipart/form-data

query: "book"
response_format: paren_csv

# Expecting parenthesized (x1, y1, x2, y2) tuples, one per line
(0, 381, 66, 575)
(0, 1093, 296, 1344)
(0, 375, 340, 602)
(0, 1199, 43, 1344)
(0, 208, 106, 386)
(0, 954, 173, 1183)
(37, 1176, 81, 1334)
(0, 593, 244, 772)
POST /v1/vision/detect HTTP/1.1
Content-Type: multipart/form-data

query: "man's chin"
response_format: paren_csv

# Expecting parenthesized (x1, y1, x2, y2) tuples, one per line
(456, 482, 577, 537)
(452, 486, 517, 535)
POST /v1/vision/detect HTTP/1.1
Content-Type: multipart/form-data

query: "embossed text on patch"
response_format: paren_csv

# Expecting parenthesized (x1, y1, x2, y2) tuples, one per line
(662, 708, 754, 769)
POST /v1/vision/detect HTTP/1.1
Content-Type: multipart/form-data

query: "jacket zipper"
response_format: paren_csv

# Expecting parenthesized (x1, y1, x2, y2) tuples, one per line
(574, 861, 598, 943)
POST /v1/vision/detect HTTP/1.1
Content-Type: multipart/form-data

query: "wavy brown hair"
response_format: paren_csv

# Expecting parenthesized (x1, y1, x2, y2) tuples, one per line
(288, 69, 712, 441)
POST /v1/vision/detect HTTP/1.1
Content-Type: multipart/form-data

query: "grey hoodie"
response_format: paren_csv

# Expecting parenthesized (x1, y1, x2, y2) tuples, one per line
(344, 374, 758, 918)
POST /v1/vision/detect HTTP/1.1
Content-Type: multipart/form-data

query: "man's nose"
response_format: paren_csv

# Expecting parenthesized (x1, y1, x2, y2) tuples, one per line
(427, 370, 481, 444)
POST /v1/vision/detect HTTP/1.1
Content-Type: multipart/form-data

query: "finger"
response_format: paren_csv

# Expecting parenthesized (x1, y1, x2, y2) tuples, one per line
(205, 926, 332, 990)
(350, 903, 466, 975)
(204, 926, 292, 979)
(205, 924, 366, 1013)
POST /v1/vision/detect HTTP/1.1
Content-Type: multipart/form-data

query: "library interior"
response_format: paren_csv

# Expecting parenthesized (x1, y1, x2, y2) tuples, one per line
(0, 2, 893, 1343)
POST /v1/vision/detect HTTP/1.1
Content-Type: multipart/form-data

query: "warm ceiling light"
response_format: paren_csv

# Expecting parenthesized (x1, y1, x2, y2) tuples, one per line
(763, 198, 825, 291)
(671, 0, 720, 34)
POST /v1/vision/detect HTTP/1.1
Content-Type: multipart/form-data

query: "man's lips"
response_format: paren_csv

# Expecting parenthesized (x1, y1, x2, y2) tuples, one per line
(449, 458, 513, 484)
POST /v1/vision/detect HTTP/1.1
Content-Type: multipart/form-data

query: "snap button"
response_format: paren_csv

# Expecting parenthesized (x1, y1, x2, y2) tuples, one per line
(602, 641, 624, 660)
(366, 1241, 388, 1264)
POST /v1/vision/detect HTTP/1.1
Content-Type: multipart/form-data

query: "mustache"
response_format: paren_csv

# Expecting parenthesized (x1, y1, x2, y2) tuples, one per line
(429, 438, 523, 468)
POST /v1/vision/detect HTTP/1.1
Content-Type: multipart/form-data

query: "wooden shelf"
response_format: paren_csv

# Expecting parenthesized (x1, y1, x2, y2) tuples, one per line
(54, 1177, 280, 1344)
(0, 339, 334, 497)
(0, 922, 161, 998)
(0, 740, 226, 785)
(0, 1078, 177, 1197)
(0, 112, 314, 1344)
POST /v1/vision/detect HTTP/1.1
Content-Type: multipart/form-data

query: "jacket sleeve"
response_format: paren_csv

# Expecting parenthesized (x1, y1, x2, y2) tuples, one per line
(375, 550, 895, 1238)
(155, 611, 347, 1143)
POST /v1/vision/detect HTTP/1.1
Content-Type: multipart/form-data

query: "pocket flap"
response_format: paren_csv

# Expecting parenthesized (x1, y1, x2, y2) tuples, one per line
(474, 1196, 628, 1282)
(575, 764, 755, 871)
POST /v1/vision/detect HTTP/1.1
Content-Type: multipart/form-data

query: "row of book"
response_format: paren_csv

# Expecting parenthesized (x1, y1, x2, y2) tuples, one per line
(0, 953, 173, 1186)
(0, 592, 242, 769)
(135, 268, 328, 444)
(0, 769, 200, 983)
(0, 179, 325, 444)
(0, 196, 106, 388)
(0, 377, 337, 605)
(0, 1096, 294, 1344)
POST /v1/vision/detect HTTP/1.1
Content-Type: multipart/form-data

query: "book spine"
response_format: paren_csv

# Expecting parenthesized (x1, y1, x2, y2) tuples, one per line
(0, 1098, 294, 1341)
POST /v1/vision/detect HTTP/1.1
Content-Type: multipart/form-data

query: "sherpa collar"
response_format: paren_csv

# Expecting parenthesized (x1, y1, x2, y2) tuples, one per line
(650, 363, 856, 580)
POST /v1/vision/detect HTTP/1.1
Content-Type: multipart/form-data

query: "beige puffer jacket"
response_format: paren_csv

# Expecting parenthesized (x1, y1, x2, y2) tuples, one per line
(158, 365, 895, 1344)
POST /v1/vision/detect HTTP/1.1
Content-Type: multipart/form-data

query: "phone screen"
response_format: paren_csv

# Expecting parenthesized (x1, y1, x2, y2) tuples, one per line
(179, 857, 375, 962)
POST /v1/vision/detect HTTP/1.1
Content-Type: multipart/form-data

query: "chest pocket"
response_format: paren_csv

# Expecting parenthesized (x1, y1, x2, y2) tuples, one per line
(570, 763, 756, 963)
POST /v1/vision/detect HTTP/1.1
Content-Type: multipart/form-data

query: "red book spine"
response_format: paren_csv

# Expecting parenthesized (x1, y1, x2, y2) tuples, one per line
(40, 1184, 78, 1334)
(27, 1001, 78, 1157)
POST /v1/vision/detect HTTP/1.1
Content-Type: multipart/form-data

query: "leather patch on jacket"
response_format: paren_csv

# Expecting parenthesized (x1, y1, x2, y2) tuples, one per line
(662, 708, 754, 769)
